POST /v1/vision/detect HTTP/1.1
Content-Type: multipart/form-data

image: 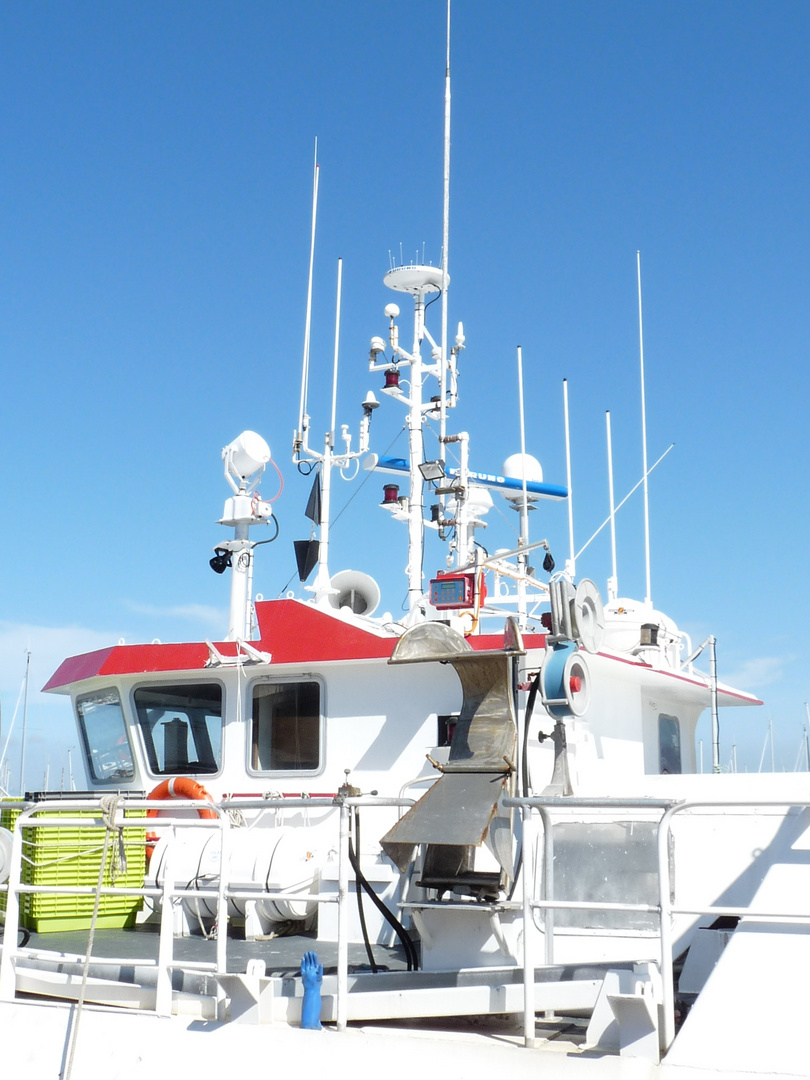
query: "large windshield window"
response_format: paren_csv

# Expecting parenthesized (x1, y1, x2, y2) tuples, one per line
(134, 683, 223, 775)
(76, 689, 135, 783)
(251, 680, 321, 772)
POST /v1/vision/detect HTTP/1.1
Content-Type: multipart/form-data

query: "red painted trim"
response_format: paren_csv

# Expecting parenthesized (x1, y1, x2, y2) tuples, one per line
(42, 597, 547, 693)
(597, 650, 763, 705)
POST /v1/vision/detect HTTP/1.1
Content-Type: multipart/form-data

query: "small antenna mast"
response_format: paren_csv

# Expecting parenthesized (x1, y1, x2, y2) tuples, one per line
(637, 250, 652, 604)
(296, 140, 319, 452)
(563, 378, 575, 578)
(330, 258, 342, 438)
(311, 258, 343, 600)
(439, 0, 451, 459)
(606, 410, 618, 600)
(516, 346, 529, 626)
(18, 649, 31, 796)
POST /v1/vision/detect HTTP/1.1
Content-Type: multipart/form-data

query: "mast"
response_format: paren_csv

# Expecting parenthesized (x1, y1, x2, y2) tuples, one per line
(295, 140, 319, 455)
(310, 259, 343, 603)
(439, 0, 451, 460)
(563, 379, 575, 578)
(637, 251, 652, 604)
(372, 3, 455, 618)
(18, 649, 30, 796)
(606, 410, 618, 600)
(516, 346, 529, 624)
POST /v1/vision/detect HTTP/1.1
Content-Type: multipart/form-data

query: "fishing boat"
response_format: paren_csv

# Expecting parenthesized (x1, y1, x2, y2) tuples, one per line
(2, 11, 809, 1080)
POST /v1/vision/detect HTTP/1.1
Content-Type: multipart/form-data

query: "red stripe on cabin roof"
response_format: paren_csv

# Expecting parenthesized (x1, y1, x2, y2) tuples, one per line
(42, 598, 547, 692)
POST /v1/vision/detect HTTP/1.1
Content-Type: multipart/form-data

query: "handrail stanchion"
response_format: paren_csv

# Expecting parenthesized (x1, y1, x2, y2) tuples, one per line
(155, 833, 175, 1017)
(215, 808, 229, 980)
(336, 797, 350, 1031)
(658, 804, 678, 1052)
(521, 801, 536, 1047)
(540, 807, 555, 966)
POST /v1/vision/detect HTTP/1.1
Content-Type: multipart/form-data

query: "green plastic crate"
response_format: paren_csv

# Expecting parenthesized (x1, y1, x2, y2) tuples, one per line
(2, 804, 147, 932)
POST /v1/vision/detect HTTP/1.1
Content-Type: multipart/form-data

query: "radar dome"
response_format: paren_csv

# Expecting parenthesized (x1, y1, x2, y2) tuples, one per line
(502, 453, 544, 506)
(503, 453, 543, 484)
(501, 451, 546, 481)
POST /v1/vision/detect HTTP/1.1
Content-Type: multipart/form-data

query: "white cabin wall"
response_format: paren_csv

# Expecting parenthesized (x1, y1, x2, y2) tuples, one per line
(573, 657, 647, 787)
(317, 658, 461, 794)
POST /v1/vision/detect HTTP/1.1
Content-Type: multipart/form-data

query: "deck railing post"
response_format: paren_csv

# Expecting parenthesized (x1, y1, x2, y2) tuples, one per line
(155, 835, 175, 1017)
(336, 798, 350, 1031)
(658, 804, 678, 1052)
(521, 801, 536, 1047)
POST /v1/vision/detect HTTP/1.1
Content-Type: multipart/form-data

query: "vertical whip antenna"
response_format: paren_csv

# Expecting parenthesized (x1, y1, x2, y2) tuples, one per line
(439, 0, 451, 458)
(297, 140, 320, 452)
(637, 250, 651, 604)
(330, 258, 343, 439)
(606, 410, 618, 600)
(563, 378, 575, 578)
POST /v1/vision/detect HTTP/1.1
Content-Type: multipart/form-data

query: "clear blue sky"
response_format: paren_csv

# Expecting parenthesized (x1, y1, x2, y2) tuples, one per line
(1, 0, 808, 789)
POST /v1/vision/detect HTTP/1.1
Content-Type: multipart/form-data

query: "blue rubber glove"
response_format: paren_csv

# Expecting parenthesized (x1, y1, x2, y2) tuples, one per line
(300, 950, 323, 1030)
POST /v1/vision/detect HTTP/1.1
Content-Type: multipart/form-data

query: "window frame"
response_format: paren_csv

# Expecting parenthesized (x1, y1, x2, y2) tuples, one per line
(131, 679, 226, 779)
(75, 687, 136, 785)
(247, 675, 325, 778)
(658, 713, 682, 775)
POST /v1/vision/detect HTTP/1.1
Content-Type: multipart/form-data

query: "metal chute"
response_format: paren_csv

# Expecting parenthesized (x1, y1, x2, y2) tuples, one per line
(380, 620, 524, 897)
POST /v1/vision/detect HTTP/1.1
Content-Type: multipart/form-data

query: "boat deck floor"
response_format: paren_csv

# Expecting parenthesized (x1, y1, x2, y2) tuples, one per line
(18, 924, 411, 975)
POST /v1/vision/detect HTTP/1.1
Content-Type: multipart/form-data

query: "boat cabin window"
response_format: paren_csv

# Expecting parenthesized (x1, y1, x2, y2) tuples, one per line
(659, 714, 682, 774)
(76, 689, 135, 783)
(134, 683, 223, 776)
(251, 680, 321, 773)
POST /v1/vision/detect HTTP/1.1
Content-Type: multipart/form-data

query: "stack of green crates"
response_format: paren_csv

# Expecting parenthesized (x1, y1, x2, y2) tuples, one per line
(2, 802, 146, 933)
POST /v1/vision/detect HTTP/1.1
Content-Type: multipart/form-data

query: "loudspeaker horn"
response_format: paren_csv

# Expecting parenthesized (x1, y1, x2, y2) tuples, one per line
(328, 570, 381, 617)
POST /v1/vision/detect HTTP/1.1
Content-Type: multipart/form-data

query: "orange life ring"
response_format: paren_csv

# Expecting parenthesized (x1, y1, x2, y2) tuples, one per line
(145, 777, 218, 860)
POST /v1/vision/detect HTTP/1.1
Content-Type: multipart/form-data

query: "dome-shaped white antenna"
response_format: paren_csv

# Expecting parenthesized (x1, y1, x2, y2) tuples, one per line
(502, 453, 543, 504)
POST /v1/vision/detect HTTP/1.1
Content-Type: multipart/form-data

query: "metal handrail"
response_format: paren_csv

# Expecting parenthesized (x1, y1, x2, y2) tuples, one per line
(0, 793, 413, 1029)
(504, 794, 677, 1048)
(656, 797, 810, 1051)
(505, 793, 810, 1053)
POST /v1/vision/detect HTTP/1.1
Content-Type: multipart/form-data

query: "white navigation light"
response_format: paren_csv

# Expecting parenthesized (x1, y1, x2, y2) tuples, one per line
(222, 430, 271, 493)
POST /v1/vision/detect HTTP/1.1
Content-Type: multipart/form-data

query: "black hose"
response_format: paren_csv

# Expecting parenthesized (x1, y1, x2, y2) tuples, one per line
(507, 669, 542, 902)
(347, 810, 419, 971)
(350, 809, 379, 972)
(522, 670, 542, 798)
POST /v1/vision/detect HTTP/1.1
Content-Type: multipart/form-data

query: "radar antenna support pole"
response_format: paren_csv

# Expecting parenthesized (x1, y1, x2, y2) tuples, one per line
(296, 140, 319, 456)
(606, 410, 618, 601)
(563, 378, 575, 579)
(516, 346, 529, 627)
(637, 250, 652, 604)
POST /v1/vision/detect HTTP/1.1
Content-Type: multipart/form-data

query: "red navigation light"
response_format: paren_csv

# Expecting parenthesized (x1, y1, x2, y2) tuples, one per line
(383, 368, 400, 389)
(382, 484, 400, 505)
